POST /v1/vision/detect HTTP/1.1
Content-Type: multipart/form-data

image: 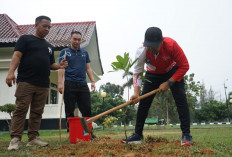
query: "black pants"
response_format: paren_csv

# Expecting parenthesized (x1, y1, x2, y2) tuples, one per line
(64, 80, 91, 131)
(135, 67, 190, 136)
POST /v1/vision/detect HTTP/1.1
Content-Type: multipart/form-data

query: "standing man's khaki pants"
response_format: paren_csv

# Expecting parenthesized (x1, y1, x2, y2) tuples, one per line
(10, 82, 49, 141)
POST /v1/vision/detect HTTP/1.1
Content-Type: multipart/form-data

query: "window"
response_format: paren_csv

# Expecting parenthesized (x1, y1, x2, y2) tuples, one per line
(46, 83, 58, 105)
(50, 89, 57, 104)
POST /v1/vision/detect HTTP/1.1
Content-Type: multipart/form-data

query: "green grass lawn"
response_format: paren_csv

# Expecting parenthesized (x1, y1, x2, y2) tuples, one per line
(0, 126, 232, 156)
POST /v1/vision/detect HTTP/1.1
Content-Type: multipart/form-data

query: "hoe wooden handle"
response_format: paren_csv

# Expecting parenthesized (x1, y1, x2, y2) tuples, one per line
(59, 51, 67, 143)
(86, 88, 160, 124)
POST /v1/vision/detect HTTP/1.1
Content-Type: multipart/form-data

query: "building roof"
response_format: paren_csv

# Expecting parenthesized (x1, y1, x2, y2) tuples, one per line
(0, 14, 104, 77)
(0, 14, 96, 48)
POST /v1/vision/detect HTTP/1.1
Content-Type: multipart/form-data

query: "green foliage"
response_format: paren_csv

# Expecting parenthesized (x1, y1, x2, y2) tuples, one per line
(110, 52, 138, 74)
(228, 91, 232, 101)
(184, 73, 202, 96)
(194, 100, 229, 122)
(99, 82, 124, 98)
(109, 52, 139, 147)
(91, 89, 136, 125)
(193, 81, 232, 122)
(198, 82, 207, 108)
(0, 103, 16, 117)
(109, 52, 138, 118)
(184, 73, 202, 122)
(0, 103, 16, 131)
(102, 116, 118, 128)
(109, 52, 138, 97)
(122, 72, 133, 89)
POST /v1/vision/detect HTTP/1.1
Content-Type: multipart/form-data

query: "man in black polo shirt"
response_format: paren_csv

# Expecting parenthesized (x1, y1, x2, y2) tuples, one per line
(58, 31, 96, 138)
(6, 15, 68, 151)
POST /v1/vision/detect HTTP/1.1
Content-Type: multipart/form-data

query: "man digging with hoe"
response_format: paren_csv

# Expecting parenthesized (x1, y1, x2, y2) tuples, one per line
(81, 27, 193, 146)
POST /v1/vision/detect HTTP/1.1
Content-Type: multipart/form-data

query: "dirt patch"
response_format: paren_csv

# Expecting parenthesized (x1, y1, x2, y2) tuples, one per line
(46, 134, 68, 138)
(46, 131, 180, 139)
(143, 131, 181, 136)
(33, 136, 215, 156)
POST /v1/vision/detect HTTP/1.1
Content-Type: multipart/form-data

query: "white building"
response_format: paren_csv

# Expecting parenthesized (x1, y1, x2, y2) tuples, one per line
(0, 14, 104, 130)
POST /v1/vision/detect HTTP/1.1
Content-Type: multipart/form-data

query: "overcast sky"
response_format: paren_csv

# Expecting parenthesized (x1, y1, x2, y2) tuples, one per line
(1, 0, 232, 101)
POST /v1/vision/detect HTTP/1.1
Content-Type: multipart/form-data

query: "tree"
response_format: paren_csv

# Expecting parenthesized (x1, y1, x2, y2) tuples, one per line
(109, 52, 138, 147)
(122, 71, 133, 91)
(228, 91, 232, 102)
(184, 73, 202, 122)
(199, 82, 207, 108)
(99, 82, 124, 98)
(194, 100, 228, 122)
(0, 103, 16, 131)
(208, 86, 216, 102)
(229, 92, 232, 116)
(102, 116, 118, 128)
(110, 52, 137, 100)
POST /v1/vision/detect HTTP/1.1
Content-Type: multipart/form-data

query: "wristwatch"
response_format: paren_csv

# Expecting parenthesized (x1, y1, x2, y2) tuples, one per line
(167, 79, 174, 86)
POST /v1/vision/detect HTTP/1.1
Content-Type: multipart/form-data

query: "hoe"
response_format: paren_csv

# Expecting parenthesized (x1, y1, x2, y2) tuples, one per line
(80, 88, 160, 133)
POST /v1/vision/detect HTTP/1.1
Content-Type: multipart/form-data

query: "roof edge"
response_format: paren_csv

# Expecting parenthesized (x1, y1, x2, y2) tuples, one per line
(17, 21, 96, 27)
(3, 14, 21, 37)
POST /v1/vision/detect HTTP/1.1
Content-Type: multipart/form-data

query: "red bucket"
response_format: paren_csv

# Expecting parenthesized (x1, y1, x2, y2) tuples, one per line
(67, 117, 92, 143)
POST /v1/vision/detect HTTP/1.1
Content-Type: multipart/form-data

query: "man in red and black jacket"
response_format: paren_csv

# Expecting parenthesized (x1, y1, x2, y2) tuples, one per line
(121, 27, 193, 146)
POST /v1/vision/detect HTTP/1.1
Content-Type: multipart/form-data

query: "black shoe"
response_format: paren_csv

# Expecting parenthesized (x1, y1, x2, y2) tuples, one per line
(120, 133, 143, 144)
(91, 134, 96, 139)
(181, 134, 193, 146)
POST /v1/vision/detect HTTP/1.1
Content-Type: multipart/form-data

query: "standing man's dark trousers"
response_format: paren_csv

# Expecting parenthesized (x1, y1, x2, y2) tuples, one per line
(135, 67, 190, 136)
(64, 80, 91, 132)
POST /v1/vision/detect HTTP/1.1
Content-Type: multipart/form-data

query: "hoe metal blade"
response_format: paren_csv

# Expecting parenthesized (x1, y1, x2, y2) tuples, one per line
(80, 117, 91, 133)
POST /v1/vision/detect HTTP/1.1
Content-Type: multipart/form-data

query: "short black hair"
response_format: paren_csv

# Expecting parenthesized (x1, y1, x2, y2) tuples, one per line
(35, 16, 51, 24)
(71, 31, 82, 37)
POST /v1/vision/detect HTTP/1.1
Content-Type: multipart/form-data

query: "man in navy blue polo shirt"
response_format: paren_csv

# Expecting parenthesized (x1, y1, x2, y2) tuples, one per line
(58, 31, 96, 136)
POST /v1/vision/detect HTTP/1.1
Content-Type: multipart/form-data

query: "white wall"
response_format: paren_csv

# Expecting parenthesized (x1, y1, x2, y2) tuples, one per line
(0, 69, 66, 119)
(0, 69, 16, 119)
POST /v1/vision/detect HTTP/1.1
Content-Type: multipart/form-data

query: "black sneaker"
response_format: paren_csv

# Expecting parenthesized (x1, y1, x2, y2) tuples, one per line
(120, 133, 143, 144)
(91, 134, 96, 139)
(181, 134, 193, 146)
